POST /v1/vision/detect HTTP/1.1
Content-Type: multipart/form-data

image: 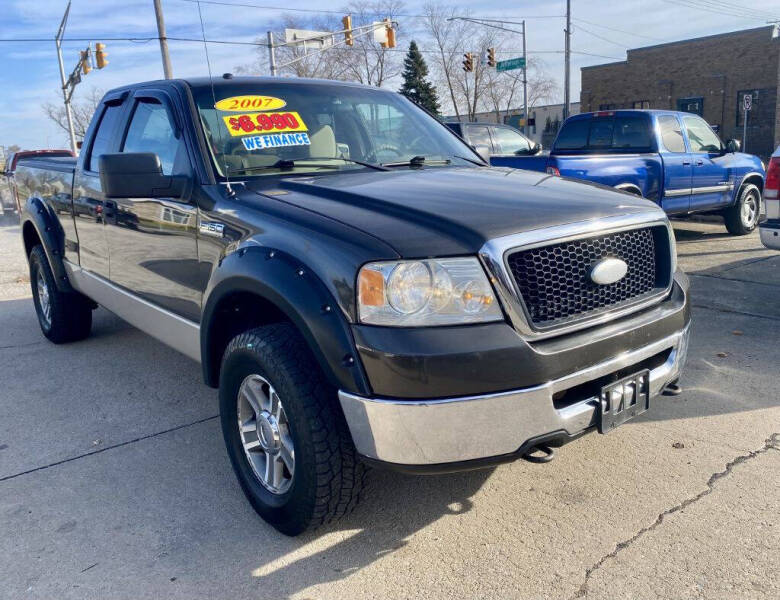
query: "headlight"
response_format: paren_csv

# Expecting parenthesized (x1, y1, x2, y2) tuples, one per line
(358, 257, 503, 326)
(666, 220, 678, 273)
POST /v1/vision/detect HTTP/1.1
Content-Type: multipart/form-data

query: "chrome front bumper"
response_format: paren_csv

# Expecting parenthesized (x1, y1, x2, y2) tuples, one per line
(339, 324, 690, 466)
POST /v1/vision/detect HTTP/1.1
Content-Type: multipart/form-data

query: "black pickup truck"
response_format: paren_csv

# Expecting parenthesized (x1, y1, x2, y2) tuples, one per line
(17, 76, 690, 535)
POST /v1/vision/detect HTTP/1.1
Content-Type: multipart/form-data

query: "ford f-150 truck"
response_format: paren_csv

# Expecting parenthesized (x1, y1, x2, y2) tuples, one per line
(542, 110, 766, 236)
(17, 77, 690, 535)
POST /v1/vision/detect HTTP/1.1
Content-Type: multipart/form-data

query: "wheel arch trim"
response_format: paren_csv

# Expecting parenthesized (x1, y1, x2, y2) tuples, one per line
(201, 246, 371, 395)
(21, 197, 74, 293)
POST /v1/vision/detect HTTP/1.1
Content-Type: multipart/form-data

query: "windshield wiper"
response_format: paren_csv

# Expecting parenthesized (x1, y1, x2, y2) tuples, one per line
(452, 154, 488, 166)
(232, 156, 388, 174)
(382, 155, 452, 168)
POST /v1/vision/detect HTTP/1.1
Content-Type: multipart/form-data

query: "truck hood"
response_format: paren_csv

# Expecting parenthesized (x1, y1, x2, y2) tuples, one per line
(246, 167, 663, 257)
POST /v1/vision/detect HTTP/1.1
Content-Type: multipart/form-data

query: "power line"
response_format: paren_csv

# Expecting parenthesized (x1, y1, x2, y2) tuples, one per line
(175, 0, 565, 20)
(0, 35, 623, 59)
(573, 24, 631, 49)
(661, 0, 779, 21)
(571, 17, 664, 42)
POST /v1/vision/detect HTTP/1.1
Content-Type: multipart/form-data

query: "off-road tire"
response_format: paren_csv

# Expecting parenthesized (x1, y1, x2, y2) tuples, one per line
(29, 245, 92, 343)
(219, 322, 367, 536)
(724, 183, 761, 235)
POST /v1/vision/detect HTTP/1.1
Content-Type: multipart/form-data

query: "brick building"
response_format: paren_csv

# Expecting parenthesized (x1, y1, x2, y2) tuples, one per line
(580, 25, 780, 159)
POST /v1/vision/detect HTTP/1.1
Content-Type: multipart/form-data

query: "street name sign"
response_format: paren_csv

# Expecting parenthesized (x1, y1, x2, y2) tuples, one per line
(496, 57, 526, 72)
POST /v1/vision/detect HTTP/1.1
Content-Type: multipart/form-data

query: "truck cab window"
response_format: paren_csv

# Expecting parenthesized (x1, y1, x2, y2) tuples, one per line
(658, 115, 686, 153)
(122, 100, 185, 175)
(491, 127, 531, 155)
(467, 125, 492, 150)
(87, 103, 124, 172)
(682, 116, 722, 153)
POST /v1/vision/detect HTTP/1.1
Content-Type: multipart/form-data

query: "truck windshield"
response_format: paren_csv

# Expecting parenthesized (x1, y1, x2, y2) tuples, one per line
(554, 114, 653, 153)
(192, 81, 476, 177)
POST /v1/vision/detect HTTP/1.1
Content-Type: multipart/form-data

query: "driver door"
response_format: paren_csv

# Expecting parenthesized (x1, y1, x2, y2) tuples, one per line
(682, 115, 733, 211)
(103, 90, 201, 321)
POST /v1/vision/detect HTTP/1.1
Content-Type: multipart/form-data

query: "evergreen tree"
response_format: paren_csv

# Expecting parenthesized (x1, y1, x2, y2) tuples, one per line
(399, 41, 440, 115)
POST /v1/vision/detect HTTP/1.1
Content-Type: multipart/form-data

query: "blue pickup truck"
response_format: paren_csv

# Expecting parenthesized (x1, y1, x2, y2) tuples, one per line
(497, 110, 766, 236)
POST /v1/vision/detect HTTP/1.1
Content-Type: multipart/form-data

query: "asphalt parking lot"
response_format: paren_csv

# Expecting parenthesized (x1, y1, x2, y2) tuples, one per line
(1, 215, 778, 600)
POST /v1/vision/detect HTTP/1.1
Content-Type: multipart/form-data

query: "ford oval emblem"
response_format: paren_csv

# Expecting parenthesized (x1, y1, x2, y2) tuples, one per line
(589, 257, 628, 285)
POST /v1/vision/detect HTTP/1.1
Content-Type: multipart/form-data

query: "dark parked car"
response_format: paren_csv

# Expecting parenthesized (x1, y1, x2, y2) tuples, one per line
(444, 121, 548, 171)
(17, 77, 690, 535)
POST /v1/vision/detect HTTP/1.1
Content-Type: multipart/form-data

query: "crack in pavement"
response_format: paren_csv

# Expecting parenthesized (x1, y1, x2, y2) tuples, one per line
(0, 414, 219, 483)
(689, 272, 780, 290)
(691, 303, 780, 322)
(572, 433, 780, 599)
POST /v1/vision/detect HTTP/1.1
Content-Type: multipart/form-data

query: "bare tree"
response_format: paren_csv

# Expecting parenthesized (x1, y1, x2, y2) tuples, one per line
(42, 88, 104, 142)
(334, 0, 404, 87)
(235, 3, 402, 86)
(423, 3, 468, 119)
(480, 57, 558, 122)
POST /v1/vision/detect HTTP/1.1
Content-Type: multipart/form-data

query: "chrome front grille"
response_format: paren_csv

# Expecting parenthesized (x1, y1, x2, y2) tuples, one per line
(506, 226, 665, 328)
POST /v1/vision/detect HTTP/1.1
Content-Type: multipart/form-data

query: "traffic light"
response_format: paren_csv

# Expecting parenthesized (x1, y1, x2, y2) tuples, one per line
(384, 18, 395, 48)
(95, 43, 108, 69)
(342, 15, 353, 46)
(462, 52, 474, 72)
(487, 47, 496, 68)
(80, 50, 91, 75)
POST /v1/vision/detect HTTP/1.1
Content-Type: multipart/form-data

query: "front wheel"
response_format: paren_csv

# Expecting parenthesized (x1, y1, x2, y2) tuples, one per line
(724, 183, 761, 235)
(29, 245, 92, 343)
(219, 322, 366, 536)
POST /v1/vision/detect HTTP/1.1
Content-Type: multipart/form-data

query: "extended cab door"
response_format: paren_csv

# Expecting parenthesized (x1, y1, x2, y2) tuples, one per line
(657, 114, 692, 214)
(73, 95, 128, 278)
(103, 89, 201, 321)
(682, 115, 733, 211)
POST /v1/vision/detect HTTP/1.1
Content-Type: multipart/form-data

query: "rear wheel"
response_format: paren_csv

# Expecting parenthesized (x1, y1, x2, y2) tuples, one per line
(29, 245, 92, 343)
(219, 322, 366, 536)
(724, 183, 760, 235)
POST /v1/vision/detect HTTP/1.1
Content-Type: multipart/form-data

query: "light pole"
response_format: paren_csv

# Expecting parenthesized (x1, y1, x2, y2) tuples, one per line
(563, 0, 571, 120)
(55, 1, 78, 154)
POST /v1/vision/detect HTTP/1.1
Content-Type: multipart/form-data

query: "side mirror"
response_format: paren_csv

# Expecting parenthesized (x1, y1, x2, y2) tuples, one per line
(472, 144, 491, 163)
(99, 153, 189, 199)
(532, 142, 542, 155)
(726, 139, 741, 153)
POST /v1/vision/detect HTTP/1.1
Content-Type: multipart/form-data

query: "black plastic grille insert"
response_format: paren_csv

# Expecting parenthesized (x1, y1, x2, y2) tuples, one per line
(507, 227, 663, 327)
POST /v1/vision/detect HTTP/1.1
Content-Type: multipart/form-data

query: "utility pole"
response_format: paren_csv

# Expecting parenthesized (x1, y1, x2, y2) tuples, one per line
(153, 0, 173, 78)
(522, 20, 528, 135)
(267, 31, 277, 76)
(563, 0, 571, 120)
(55, 1, 78, 154)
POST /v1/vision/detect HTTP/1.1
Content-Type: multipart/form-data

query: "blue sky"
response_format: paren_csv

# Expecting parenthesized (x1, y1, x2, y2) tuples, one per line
(1, 0, 778, 150)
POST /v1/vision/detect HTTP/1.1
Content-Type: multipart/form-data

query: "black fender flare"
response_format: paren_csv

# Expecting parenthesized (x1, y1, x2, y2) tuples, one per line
(200, 245, 371, 396)
(22, 196, 74, 293)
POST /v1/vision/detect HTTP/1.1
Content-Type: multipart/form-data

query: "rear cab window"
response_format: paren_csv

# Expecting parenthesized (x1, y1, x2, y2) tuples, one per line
(657, 115, 687, 153)
(553, 113, 654, 154)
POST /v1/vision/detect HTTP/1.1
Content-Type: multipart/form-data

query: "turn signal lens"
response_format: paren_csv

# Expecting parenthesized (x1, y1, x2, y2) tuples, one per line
(357, 257, 503, 326)
(358, 267, 385, 306)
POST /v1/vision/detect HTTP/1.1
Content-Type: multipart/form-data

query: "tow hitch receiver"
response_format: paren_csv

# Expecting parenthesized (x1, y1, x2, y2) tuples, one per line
(598, 369, 650, 433)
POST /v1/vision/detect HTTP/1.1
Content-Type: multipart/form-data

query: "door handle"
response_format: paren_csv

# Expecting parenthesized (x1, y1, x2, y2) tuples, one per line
(682, 160, 691, 166)
(695, 159, 704, 166)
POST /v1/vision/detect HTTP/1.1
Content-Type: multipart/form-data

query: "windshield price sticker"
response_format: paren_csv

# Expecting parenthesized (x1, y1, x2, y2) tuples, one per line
(215, 95, 286, 111)
(223, 111, 308, 137)
(242, 132, 311, 150)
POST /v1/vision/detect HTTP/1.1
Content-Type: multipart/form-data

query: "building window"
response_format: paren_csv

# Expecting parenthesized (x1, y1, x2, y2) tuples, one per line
(632, 100, 650, 109)
(598, 103, 616, 111)
(676, 97, 703, 116)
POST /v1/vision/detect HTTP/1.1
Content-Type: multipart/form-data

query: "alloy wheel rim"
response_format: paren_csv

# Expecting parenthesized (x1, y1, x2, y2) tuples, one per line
(36, 269, 51, 328)
(237, 374, 295, 494)
(741, 191, 758, 227)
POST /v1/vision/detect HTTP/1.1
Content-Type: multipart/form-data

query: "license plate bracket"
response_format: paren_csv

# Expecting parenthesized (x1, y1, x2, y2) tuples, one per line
(597, 369, 650, 434)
